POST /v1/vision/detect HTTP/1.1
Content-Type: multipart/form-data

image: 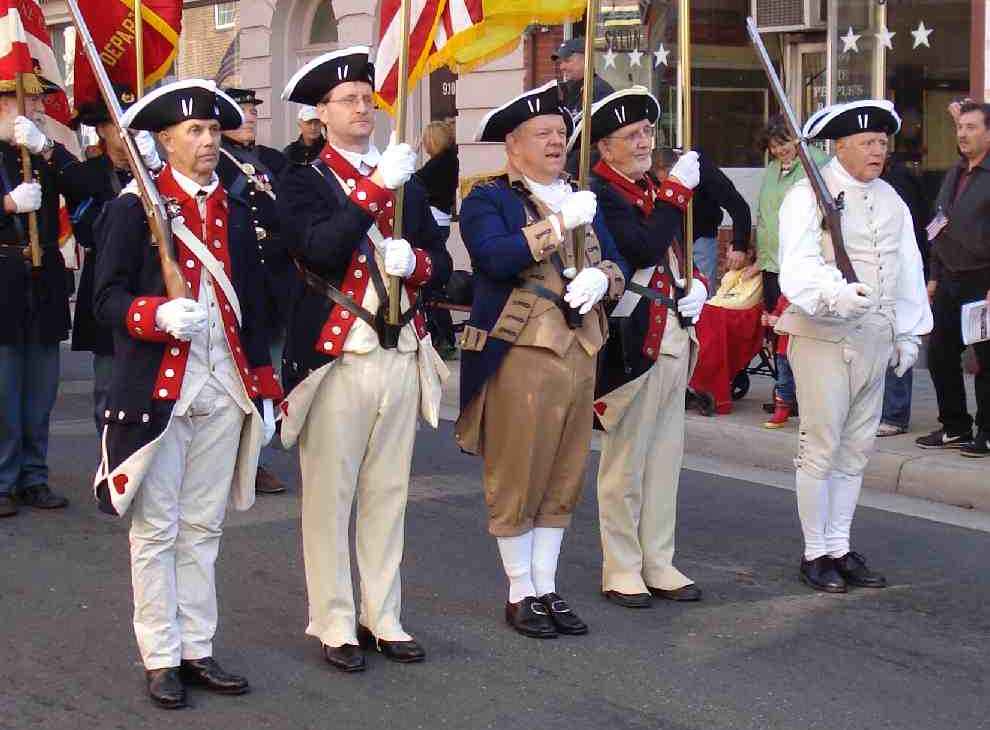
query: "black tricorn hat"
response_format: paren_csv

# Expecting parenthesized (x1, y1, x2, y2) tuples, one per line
(567, 86, 660, 152)
(281, 47, 375, 106)
(73, 83, 138, 128)
(473, 80, 574, 143)
(803, 99, 901, 141)
(222, 87, 263, 107)
(120, 79, 244, 132)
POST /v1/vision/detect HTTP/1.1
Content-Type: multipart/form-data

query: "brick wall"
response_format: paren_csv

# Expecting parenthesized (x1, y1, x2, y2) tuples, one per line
(524, 26, 564, 88)
(175, 2, 240, 85)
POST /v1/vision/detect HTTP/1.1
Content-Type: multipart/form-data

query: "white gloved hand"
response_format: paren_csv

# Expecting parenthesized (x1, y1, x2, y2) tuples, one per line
(384, 237, 416, 277)
(831, 282, 873, 319)
(676, 277, 708, 322)
(14, 116, 48, 155)
(261, 399, 276, 447)
(563, 266, 609, 315)
(559, 190, 597, 230)
(154, 298, 208, 341)
(890, 339, 919, 378)
(379, 133, 417, 189)
(8, 182, 42, 213)
(132, 130, 163, 171)
(668, 150, 701, 189)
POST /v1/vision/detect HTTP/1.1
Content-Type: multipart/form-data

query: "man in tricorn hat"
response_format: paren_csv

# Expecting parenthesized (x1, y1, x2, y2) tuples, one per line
(277, 47, 451, 673)
(218, 86, 292, 494)
(457, 80, 628, 639)
(93, 79, 280, 708)
(573, 87, 706, 608)
(776, 99, 932, 593)
(0, 61, 84, 517)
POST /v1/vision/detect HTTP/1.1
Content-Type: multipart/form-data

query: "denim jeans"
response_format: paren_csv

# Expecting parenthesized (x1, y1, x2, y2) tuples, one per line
(692, 237, 719, 296)
(0, 343, 60, 496)
(260, 329, 286, 464)
(774, 354, 796, 404)
(881, 365, 913, 429)
(93, 353, 113, 435)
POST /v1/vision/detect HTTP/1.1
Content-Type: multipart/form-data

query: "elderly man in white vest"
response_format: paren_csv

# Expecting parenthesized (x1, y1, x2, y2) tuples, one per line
(776, 100, 932, 593)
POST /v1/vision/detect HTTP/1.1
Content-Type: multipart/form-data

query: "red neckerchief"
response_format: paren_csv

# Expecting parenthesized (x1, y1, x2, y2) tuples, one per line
(593, 159, 657, 216)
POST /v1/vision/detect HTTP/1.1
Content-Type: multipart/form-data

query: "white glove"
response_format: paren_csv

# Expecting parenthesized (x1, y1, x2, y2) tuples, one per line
(890, 339, 919, 378)
(831, 282, 873, 319)
(378, 133, 417, 189)
(676, 277, 708, 322)
(8, 182, 42, 213)
(559, 190, 597, 230)
(669, 150, 701, 189)
(154, 298, 208, 341)
(563, 266, 609, 315)
(132, 130, 162, 171)
(384, 237, 416, 278)
(261, 399, 276, 447)
(14, 116, 48, 155)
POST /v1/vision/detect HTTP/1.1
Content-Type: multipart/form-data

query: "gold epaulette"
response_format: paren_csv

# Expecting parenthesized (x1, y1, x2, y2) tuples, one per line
(459, 169, 507, 201)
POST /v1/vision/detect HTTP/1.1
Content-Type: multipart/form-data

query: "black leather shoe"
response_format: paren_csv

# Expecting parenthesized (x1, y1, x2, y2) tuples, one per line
(357, 625, 426, 663)
(538, 593, 588, 635)
(833, 552, 887, 588)
(15, 484, 67, 509)
(800, 556, 847, 593)
(0, 495, 17, 517)
(322, 643, 366, 672)
(179, 657, 250, 695)
(146, 667, 186, 709)
(505, 596, 557, 639)
(648, 584, 702, 602)
(603, 590, 652, 608)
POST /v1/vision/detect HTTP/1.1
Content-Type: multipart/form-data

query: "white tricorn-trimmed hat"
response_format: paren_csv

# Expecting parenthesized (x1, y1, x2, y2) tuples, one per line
(120, 79, 244, 132)
(282, 47, 375, 107)
(803, 99, 901, 141)
(567, 86, 661, 152)
(474, 80, 574, 143)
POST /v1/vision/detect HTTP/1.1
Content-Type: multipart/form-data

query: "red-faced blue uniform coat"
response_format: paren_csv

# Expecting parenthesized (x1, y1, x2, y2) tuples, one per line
(91, 165, 282, 516)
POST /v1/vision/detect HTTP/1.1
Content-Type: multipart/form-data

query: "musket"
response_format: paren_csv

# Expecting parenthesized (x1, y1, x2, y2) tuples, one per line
(65, 0, 188, 300)
(674, 0, 692, 325)
(745, 17, 858, 284)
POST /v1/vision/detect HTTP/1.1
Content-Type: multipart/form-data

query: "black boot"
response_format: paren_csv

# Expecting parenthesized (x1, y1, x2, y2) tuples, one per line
(179, 657, 250, 695)
(799, 556, 847, 593)
(146, 667, 186, 709)
(833, 552, 887, 588)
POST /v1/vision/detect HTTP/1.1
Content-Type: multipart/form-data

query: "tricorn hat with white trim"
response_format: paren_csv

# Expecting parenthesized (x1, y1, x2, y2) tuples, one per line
(474, 80, 574, 143)
(281, 47, 375, 106)
(567, 86, 660, 152)
(802, 99, 901, 141)
(120, 79, 244, 132)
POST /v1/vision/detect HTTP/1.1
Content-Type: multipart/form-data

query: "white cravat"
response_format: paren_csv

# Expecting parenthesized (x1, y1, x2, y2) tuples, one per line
(331, 143, 382, 176)
(525, 176, 571, 212)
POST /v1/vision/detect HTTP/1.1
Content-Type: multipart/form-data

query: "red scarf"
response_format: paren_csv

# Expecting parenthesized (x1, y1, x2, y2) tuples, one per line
(593, 159, 658, 216)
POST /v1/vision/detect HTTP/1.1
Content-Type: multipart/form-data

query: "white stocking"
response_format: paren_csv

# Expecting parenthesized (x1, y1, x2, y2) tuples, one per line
(826, 472, 863, 558)
(531, 527, 564, 596)
(795, 471, 829, 561)
(497, 531, 536, 604)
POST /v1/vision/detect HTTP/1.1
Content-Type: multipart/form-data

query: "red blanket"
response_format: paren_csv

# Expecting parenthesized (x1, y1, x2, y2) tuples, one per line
(689, 303, 766, 414)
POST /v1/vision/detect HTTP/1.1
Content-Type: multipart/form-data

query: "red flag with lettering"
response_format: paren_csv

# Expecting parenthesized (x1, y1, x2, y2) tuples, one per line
(72, 0, 182, 107)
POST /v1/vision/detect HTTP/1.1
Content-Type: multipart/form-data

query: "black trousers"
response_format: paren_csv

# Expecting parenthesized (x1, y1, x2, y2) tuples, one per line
(928, 269, 990, 434)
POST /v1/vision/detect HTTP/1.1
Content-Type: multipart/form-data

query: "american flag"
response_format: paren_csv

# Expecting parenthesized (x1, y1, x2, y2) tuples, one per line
(374, 0, 446, 114)
(214, 31, 240, 85)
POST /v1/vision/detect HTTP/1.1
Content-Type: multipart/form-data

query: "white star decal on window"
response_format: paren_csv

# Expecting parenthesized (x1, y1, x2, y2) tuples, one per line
(911, 21, 933, 49)
(603, 46, 618, 69)
(628, 49, 643, 67)
(841, 26, 861, 53)
(874, 26, 895, 50)
(653, 44, 670, 68)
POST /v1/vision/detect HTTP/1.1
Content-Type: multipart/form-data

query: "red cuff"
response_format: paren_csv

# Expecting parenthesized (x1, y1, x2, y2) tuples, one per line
(405, 248, 434, 287)
(658, 179, 694, 212)
(349, 177, 393, 218)
(251, 365, 283, 401)
(126, 296, 170, 342)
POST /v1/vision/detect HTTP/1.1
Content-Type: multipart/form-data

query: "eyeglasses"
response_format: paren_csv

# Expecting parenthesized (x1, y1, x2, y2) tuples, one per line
(324, 94, 376, 109)
(609, 124, 655, 144)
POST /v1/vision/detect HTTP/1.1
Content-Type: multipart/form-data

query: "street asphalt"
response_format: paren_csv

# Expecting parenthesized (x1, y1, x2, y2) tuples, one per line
(1, 350, 988, 730)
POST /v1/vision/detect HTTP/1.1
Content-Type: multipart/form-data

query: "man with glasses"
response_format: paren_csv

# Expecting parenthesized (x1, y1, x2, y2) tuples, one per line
(776, 100, 931, 593)
(575, 88, 705, 608)
(277, 47, 451, 673)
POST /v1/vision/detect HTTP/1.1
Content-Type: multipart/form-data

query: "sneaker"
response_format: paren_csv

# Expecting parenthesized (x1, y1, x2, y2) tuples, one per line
(15, 484, 68, 509)
(915, 428, 973, 449)
(960, 431, 990, 458)
(877, 422, 907, 438)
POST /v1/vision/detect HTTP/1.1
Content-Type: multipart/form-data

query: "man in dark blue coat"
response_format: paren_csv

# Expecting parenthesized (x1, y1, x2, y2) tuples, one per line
(277, 47, 451, 673)
(456, 80, 629, 640)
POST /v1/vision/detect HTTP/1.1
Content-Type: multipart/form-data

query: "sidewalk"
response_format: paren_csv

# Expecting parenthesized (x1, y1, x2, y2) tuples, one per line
(438, 361, 989, 512)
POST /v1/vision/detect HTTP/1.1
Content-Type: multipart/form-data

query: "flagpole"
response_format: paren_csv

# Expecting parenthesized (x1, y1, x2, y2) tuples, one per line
(134, 0, 145, 97)
(678, 0, 693, 278)
(14, 74, 41, 267)
(386, 0, 412, 330)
